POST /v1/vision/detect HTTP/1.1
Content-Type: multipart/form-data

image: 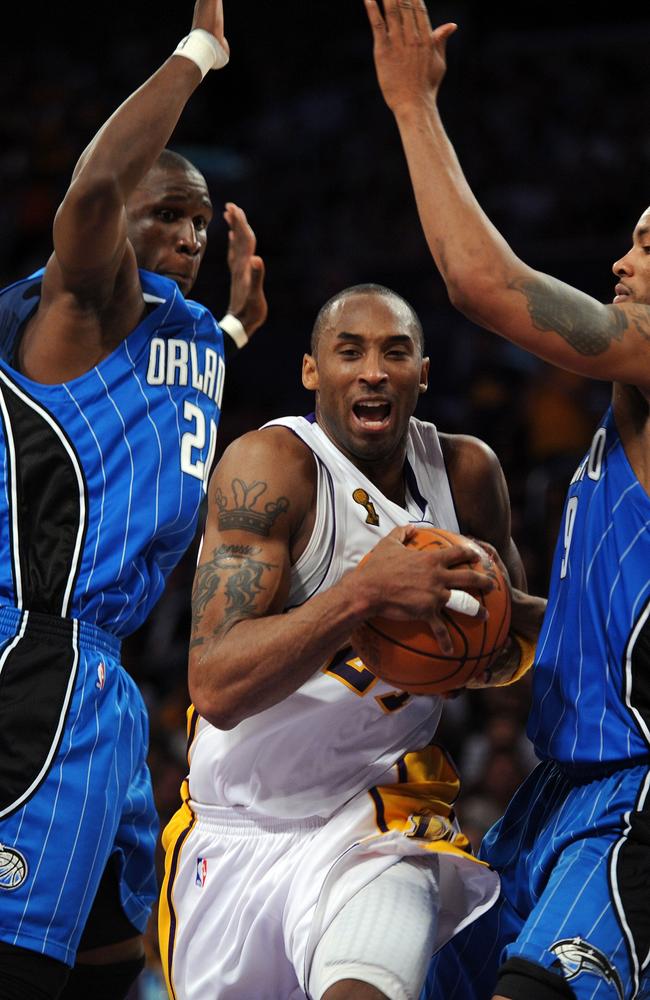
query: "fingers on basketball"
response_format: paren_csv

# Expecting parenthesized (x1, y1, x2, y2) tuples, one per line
(356, 527, 511, 694)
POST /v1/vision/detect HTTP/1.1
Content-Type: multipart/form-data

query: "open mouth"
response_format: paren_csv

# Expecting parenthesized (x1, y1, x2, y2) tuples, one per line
(352, 400, 392, 429)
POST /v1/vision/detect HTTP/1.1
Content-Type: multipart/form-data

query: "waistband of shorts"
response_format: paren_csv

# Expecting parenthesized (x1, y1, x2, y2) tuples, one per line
(188, 800, 328, 836)
(552, 754, 650, 783)
(0, 606, 122, 657)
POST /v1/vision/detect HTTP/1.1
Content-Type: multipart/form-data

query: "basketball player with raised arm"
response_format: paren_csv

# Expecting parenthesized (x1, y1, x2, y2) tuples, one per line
(0, 2, 267, 998)
(365, 3, 650, 999)
(160, 283, 545, 1000)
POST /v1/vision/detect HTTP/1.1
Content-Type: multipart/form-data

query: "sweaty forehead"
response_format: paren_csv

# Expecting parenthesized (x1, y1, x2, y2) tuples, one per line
(325, 293, 416, 340)
(133, 165, 212, 209)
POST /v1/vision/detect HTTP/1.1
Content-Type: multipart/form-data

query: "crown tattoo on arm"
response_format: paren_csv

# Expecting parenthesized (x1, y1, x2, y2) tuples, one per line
(216, 478, 290, 536)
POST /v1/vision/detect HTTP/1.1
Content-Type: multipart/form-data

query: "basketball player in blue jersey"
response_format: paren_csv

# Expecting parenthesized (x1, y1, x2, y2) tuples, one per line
(365, 2, 650, 999)
(0, 1, 267, 998)
(159, 283, 545, 1000)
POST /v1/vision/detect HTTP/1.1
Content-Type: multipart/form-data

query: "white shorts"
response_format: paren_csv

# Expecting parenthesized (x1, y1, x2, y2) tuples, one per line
(309, 855, 440, 1000)
(159, 749, 499, 999)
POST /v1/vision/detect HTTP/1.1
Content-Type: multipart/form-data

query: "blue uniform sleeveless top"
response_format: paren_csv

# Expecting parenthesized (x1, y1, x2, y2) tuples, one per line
(529, 406, 650, 766)
(0, 268, 225, 638)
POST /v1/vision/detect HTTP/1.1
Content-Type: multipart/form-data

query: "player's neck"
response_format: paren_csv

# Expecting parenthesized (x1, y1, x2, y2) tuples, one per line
(353, 457, 407, 508)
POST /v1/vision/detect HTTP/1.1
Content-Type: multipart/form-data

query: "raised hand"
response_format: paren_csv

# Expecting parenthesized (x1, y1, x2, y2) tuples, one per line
(191, 0, 229, 56)
(364, 0, 456, 112)
(224, 203, 267, 339)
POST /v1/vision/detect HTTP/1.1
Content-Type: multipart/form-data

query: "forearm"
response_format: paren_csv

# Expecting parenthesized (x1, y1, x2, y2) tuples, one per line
(190, 572, 371, 729)
(72, 57, 202, 200)
(393, 100, 523, 314)
(393, 102, 638, 380)
(468, 590, 546, 689)
(510, 589, 546, 642)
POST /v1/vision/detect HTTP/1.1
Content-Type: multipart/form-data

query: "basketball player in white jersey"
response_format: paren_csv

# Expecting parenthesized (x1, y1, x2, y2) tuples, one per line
(159, 283, 545, 1000)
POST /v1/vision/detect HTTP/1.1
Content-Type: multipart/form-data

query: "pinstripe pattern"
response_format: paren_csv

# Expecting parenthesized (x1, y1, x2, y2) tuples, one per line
(530, 409, 650, 764)
(0, 266, 227, 965)
(427, 763, 650, 998)
(426, 409, 650, 1000)
(0, 268, 225, 638)
(0, 612, 157, 965)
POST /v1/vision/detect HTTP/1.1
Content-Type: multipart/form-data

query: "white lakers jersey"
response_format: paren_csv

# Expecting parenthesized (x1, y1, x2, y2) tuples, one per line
(187, 415, 460, 819)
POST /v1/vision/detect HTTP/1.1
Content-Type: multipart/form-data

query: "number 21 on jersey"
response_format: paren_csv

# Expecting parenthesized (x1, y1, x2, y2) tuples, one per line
(181, 401, 218, 492)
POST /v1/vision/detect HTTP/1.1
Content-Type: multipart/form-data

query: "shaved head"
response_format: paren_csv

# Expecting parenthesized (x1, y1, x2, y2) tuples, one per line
(311, 284, 424, 356)
(155, 148, 199, 176)
(132, 148, 206, 193)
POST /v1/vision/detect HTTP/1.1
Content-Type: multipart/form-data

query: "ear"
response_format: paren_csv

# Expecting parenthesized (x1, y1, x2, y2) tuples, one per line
(302, 353, 319, 391)
(419, 356, 430, 394)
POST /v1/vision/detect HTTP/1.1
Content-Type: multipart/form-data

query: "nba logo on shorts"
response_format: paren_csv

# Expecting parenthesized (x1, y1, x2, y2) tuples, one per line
(96, 662, 106, 690)
(195, 857, 208, 887)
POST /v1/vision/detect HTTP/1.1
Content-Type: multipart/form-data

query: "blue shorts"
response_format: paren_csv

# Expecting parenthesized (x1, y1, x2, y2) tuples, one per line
(423, 760, 650, 999)
(0, 607, 158, 966)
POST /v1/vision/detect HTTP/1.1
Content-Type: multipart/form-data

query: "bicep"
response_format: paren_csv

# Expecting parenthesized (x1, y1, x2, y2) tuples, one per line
(190, 520, 291, 649)
(189, 431, 308, 651)
(473, 268, 650, 386)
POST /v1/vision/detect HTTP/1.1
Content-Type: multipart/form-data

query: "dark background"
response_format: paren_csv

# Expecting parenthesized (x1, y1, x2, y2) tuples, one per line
(2, 3, 649, 992)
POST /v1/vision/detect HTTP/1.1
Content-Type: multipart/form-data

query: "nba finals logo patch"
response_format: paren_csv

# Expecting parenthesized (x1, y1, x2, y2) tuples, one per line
(96, 662, 106, 690)
(195, 857, 208, 888)
(0, 844, 28, 891)
(352, 488, 380, 526)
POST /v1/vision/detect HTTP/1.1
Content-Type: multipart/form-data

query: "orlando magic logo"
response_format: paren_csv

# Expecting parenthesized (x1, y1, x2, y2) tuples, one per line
(0, 844, 28, 891)
(550, 937, 624, 1000)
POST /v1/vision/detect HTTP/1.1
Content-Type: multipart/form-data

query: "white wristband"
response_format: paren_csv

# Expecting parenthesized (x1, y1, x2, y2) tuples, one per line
(219, 313, 248, 349)
(445, 589, 481, 618)
(173, 29, 229, 79)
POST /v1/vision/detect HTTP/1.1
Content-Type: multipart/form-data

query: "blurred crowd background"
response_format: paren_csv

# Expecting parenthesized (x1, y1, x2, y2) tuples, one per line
(2, 2, 650, 994)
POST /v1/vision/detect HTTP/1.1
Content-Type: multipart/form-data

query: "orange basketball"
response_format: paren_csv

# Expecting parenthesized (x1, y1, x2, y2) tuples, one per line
(354, 527, 511, 694)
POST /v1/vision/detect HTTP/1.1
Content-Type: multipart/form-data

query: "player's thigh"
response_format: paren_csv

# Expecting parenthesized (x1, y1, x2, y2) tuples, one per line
(161, 810, 318, 1000)
(76, 854, 144, 956)
(504, 836, 634, 999)
(0, 646, 155, 966)
(420, 888, 523, 1000)
(309, 856, 440, 1000)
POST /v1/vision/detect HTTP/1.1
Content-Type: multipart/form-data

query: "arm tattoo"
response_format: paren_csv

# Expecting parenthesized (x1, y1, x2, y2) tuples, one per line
(508, 274, 629, 356)
(215, 478, 289, 536)
(190, 543, 278, 647)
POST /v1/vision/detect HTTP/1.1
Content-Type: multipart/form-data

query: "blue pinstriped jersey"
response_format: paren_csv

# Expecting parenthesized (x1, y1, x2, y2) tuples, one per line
(528, 407, 650, 765)
(0, 268, 225, 638)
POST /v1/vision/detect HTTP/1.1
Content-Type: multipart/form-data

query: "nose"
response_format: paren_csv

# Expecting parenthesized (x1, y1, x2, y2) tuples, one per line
(359, 352, 388, 387)
(176, 220, 201, 256)
(612, 248, 633, 278)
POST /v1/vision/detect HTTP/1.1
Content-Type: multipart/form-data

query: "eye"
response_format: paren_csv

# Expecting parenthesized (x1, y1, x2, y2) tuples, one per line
(194, 216, 209, 232)
(157, 208, 178, 223)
